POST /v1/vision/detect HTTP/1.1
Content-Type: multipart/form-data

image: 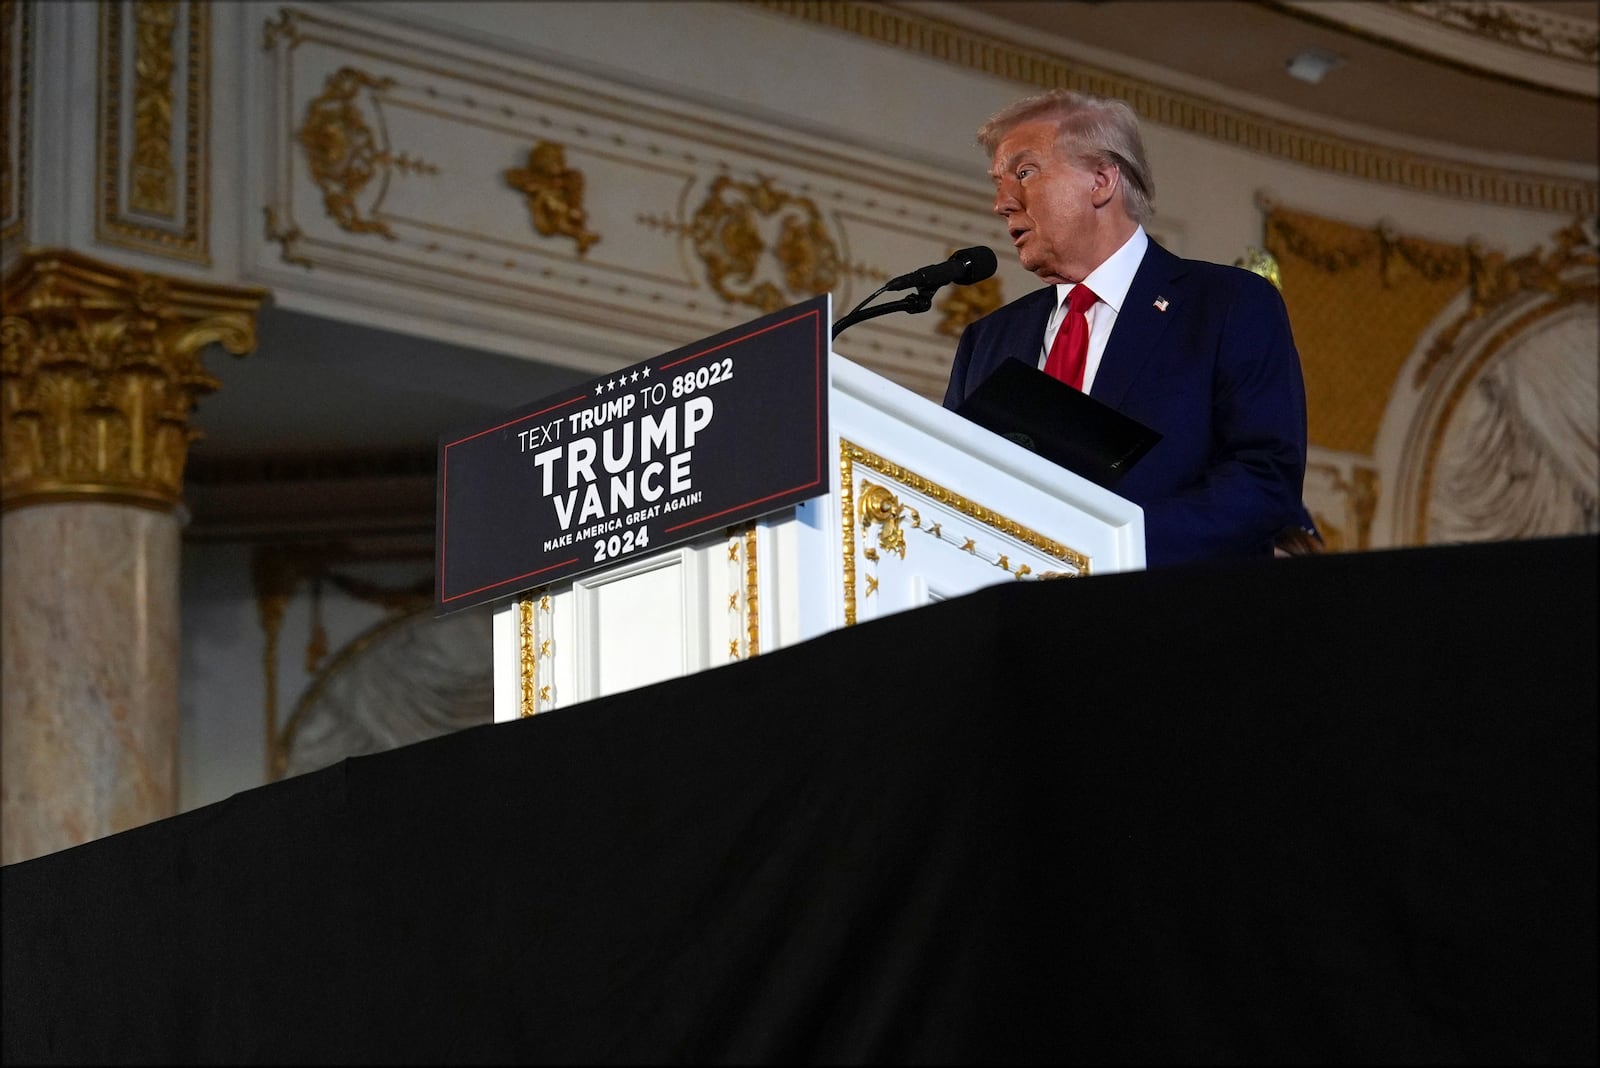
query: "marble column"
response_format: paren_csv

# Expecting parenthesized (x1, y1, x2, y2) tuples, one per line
(1, 248, 267, 865)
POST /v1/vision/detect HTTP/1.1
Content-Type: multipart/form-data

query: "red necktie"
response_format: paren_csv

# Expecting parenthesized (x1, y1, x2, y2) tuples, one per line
(1043, 284, 1099, 391)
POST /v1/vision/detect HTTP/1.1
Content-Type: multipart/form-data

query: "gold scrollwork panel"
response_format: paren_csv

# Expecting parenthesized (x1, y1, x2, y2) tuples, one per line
(2, 0, 31, 247)
(96, 0, 210, 262)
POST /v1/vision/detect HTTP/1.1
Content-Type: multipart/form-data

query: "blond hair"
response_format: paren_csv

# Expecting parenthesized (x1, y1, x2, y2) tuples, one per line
(978, 89, 1155, 224)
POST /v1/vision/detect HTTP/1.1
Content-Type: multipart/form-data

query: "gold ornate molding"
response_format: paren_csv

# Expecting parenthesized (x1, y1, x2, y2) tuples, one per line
(689, 175, 842, 314)
(724, 524, 762, 659)
(129, 1, 178, 216)
(936, 273, 1002, 337)
(744, 524, 759, 657)
(1, 0, 29, 248)
(1392, 2, 1598, 65)
(0, 248, 269, 511)
(518, 597, 537, 717)
(96, 0, 209, 262)
(758, 0, 1596, 215)
(262, 7, 307, 52)
(840, 438, 1088, 625)
(859, 481, 918, 559)
(1234, 247, 1283, 291)
(505, 141, 600, 255)
(514, 592, 554, 715)
(297, 66, 438, 238)
(1416, 218, 1600, 385)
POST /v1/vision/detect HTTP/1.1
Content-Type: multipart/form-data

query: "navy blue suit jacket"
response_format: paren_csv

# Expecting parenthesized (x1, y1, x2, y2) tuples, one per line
(943, 240, 1308, 567)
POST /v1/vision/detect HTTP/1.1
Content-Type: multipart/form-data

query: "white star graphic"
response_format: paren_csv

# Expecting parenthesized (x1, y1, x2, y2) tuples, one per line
(642, 366, 651, 378)
(594, 383, 604, 396)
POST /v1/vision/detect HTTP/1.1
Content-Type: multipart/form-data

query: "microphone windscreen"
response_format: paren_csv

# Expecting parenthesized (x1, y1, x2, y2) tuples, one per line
(954, 246, 998, 285)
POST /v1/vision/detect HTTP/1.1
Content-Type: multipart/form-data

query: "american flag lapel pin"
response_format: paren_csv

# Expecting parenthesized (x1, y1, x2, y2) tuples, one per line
(1153, 296, 1170, 312)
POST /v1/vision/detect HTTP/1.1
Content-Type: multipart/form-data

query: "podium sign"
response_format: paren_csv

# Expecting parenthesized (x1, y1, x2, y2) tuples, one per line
(438, 297, 830, 612)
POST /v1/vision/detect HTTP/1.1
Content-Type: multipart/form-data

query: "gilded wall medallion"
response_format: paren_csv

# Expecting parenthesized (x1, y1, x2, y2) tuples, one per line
(689, 175, 840, 314)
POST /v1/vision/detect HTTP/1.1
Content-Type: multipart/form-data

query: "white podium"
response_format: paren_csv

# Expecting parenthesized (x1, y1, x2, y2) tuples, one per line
(490, 354, 1144, 720)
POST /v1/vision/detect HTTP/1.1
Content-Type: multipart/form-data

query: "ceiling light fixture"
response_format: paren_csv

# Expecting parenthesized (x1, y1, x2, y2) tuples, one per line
(1285, 48, 1344, 85)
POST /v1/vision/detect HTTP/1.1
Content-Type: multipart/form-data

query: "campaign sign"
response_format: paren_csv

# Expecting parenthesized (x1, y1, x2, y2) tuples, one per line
(436, 296, 829, 613)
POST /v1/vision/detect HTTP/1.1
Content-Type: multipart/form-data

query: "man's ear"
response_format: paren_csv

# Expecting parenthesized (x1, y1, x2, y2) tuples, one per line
(1090, 161, 1121, 209)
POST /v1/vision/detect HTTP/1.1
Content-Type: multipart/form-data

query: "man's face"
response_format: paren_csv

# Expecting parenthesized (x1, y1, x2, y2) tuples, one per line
(988, 119, 1099, 285)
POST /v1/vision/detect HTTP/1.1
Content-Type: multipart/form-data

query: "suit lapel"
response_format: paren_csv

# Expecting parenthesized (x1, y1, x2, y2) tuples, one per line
(999, 286, 1056, 378)
(1091, 241, 1186, 408)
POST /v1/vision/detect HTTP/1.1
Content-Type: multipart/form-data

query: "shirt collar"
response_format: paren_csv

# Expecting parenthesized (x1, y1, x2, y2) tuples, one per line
(1055, 226, 1147, 315)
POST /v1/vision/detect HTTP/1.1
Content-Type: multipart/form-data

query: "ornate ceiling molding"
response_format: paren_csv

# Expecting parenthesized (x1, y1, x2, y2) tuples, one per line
(757, 0, 1596, 215)
(1276, 1, 1598, 97)
(254, 5, 1021, 400)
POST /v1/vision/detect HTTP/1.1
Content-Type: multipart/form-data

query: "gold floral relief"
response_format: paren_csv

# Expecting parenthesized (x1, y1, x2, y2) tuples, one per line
(297, 66, 438, 238)
(936, 274, 1003, 337)
(1415, 219, 1599, 387)
(858, 481, 919, 559)
(518, 598, 537, 718)
(1390, 1, 1599, 64)
(744, 524, 760, 657)
(839, 439, 1089, 626)
(689, 175, 840, 313)
(504, 141, 600, 255)
(1, 0, 26, 239)
(96, 0, 208, 261)
(1233, 248, 1282, 291)
(129, 0, 178, 217)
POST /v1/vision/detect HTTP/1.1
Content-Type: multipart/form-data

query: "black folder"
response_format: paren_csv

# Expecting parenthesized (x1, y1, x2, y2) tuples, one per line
(954, 358, 1162, 490)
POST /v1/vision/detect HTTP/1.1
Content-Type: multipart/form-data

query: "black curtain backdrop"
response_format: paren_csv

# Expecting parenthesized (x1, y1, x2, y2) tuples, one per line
(4, 535, 1595, 1065)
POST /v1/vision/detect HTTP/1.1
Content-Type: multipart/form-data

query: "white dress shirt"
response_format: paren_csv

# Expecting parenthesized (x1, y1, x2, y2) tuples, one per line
(1039, 227, 1148, 394)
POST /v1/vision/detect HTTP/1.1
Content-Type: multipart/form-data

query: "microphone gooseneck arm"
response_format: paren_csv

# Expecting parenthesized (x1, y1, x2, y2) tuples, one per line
(831, 247, 997, 342)
(831, 286, 935, 341)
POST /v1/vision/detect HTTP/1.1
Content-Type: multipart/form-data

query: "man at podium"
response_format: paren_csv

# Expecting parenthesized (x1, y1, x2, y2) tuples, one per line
(943, 88, 1309, 568)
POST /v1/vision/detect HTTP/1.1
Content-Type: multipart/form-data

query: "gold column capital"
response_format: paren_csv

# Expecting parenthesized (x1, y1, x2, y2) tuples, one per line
(1, 247, 271, 511)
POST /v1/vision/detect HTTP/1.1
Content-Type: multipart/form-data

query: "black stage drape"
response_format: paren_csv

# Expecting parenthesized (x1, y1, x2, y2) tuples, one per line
(4, 535, 1596, 1064)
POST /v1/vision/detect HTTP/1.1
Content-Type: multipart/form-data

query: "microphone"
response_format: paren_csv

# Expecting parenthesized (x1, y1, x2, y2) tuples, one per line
(883, 246, 998, 291)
